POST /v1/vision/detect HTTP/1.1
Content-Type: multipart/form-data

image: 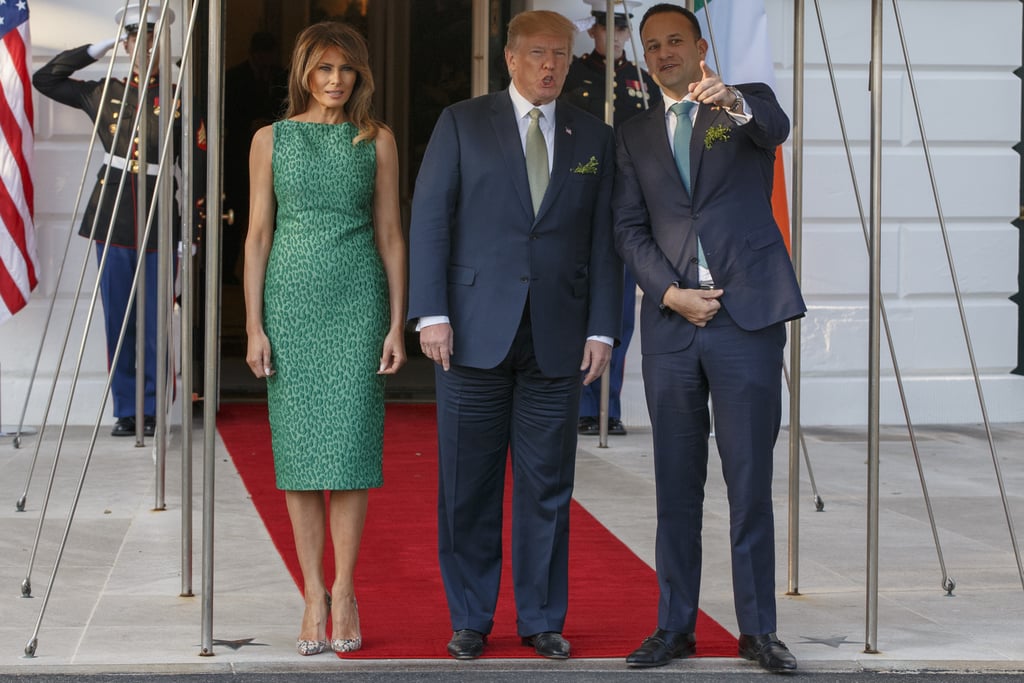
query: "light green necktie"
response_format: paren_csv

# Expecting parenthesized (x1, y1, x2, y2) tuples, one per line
(670, 101, 710, 280)
(526, 108, 549, 215)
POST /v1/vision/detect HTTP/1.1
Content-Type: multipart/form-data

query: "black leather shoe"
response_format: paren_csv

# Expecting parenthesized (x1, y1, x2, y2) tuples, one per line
(607, 417, 627, 435)
(738, 632, 797, 673)
(577, 416, 599, 435)
(447, 629, 485, 660)
(626, 628, 696, 667)
(111, 416, 136, 437)
(143, 415, 156, 437)
(522, 631, 570, 659)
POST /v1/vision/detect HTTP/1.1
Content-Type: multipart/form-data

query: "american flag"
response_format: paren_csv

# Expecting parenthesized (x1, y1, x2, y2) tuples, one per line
(0, 0, 36, 323)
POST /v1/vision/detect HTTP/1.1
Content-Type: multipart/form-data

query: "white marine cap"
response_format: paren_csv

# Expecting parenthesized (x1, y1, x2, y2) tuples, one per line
(114, 3, 176, 34)
(575, 0, 642, 31)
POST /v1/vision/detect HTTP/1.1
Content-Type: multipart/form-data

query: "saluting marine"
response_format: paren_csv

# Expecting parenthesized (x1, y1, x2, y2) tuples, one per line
(33, 3, 180, 438)
(562, 0, 661, 128)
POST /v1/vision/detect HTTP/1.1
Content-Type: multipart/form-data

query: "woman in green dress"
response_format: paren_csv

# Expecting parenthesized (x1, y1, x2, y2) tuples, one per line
(243, 21, 407, 656)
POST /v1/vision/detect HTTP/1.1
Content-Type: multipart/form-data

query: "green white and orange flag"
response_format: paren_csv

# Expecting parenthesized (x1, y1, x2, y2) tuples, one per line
(695, 0, 792, 251)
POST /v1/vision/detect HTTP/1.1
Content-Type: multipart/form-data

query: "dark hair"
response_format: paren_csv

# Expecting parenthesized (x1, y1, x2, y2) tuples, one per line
(285, 21, 378, 143)
(639, 3, 702, 40)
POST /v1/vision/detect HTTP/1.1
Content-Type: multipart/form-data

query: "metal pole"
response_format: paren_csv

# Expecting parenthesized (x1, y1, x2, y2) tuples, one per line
(154, 1, 172, 512)
(135, 0, 152, 448)
(890, 0, 1023, 592)
(596, 0, 615, 449)
(471, 0, 488, 98)
(200, 0, 225, 657)
(865, 0, 884, 655)
(179, 0, 196, 600)
(786, 0, 806, 598)
(813, 0, 952, 594)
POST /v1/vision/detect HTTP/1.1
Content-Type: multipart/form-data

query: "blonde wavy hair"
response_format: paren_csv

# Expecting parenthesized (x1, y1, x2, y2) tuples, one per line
(284, 21, 379, 144)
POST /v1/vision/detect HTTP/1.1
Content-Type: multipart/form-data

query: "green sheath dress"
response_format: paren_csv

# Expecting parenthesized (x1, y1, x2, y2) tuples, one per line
(263, 120, 388, 491)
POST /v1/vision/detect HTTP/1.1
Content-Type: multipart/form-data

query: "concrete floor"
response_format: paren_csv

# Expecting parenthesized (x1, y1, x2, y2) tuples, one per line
(1, 413, 1023, 678)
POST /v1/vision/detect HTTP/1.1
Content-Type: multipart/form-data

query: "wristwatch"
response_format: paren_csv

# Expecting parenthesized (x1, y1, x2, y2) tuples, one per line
(727, 86, 744, 113)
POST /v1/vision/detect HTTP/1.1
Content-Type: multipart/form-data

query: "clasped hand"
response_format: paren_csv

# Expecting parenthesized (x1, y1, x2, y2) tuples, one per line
(662, 286, 723, 327)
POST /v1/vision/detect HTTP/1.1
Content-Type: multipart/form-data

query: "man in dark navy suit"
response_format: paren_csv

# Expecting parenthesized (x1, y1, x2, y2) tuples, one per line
(409, 9, 621, 662)
(613, 3, 805, 673)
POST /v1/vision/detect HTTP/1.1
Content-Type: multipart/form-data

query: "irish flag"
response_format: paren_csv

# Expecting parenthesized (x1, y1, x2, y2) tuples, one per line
(695, 0, 792, 251)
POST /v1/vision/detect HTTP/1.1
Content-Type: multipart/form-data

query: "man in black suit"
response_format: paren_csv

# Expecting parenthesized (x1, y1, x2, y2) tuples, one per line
(613, 3, 805, 673)
(409, 9, 621, 662)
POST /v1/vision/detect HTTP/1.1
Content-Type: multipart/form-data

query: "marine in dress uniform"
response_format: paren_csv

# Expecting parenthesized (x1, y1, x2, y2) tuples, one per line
(561, 0, 661, 436)
(33, 3, 180, 437)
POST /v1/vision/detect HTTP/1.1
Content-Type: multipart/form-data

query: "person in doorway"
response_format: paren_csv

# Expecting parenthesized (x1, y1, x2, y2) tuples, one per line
(562, 0, 661, 436)
(33, 3, 179, 438)
(408, 9, 621, 661)
(613, 3, 804, 673)
(243, 21, 407, 656)
(223, 31, 287, 284)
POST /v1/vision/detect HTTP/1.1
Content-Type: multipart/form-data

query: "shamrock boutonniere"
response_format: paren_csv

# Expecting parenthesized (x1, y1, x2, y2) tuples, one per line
(571, 155, 599, 175)
(703, 124, 731, 150)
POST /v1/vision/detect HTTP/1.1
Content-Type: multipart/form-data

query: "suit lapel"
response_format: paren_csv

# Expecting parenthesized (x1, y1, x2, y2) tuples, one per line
(645, 103, 684, 192)
(689, 104, 717, 195)
(535, 102, 574, 223)
(491, 92, 534, 220)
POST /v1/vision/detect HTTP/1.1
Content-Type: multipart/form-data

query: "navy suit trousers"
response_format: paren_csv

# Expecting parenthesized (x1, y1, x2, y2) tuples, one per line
(642, 307, 786, 636)
(435, 309, 582, 637)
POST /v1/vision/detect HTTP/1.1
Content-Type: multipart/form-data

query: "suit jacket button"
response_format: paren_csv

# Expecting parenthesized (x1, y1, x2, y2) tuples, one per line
(520, 276, 529, 283)
(689, 257, 699, 264)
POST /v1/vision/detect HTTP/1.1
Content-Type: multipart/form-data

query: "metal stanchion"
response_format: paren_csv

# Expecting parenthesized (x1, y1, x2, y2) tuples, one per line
(812, 0, 953, 594)
(786, 0, 806, 598)
(179, 0, 197, 600)
(154, 7, 172, 511)
(865, 0, 883, 655)
(200, 0, 224, 657)
(134, 2, 150, 448)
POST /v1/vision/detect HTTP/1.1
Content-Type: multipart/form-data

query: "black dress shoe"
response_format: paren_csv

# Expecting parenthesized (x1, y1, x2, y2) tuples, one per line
(577, 416, 599, 435)
(111, 416, 136, 437)
(626, 628, 696, 667)
(522, 631, 570, 659)
(738, 632, 797, 673)
(607, 417, 627, 435)
(447, 629, 485, 660)
(143, 415, 156, 437)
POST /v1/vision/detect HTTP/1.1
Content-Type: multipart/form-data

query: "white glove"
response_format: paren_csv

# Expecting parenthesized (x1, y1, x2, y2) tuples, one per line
(87, 36, 121, 60)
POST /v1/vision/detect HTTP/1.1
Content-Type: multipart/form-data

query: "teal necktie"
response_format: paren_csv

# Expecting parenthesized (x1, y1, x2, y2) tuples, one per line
(669, 100, 696, 192)
(526, 108, 549, 215)
(670, 101, 710, 281)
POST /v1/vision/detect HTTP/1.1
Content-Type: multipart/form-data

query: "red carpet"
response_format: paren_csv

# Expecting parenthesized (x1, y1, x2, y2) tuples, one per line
(218, 402, 738, 659)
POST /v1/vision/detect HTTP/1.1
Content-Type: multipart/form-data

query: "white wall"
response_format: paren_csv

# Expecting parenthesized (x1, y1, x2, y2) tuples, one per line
(4, 0, 1022, 426)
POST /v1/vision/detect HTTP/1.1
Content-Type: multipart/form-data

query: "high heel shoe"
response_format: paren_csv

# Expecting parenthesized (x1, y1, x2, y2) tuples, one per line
(295, 592, 330, 656)
(330, 597, 362, 653)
